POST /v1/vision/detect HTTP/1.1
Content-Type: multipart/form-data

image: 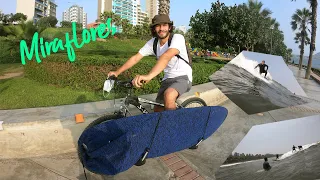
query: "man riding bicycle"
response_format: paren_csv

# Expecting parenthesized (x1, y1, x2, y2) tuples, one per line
(108, 14, 192, 112)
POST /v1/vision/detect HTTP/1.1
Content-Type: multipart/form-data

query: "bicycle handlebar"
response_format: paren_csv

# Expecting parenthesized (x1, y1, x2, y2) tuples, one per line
(107, 75, 146, 88)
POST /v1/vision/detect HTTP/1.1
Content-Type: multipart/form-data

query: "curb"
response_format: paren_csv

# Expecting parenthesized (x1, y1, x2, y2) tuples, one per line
(0, 82, 228, 158)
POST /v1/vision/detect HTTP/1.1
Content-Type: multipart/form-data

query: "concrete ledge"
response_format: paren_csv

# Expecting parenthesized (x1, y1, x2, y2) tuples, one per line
(311, 71, 320, 84)
(0, 82, 227, 159)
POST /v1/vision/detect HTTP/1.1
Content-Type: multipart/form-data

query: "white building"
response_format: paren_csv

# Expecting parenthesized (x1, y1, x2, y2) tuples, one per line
(62, 5, 87, 29)
(98, 0, 149, 32)
(176, 25, 187, 34)
(16, 0, 57, 24)
(136, 0, 148, 25)
(146, 0, 158, 22)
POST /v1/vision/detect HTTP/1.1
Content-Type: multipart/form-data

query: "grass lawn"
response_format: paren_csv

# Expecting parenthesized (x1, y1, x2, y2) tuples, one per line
(0, 37, 226, 110)
(0, 77, 111, 110)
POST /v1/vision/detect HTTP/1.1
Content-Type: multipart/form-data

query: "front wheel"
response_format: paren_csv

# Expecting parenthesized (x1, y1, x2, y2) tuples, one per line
(180, 97, 207, 108)
(84, 113, 124, 131)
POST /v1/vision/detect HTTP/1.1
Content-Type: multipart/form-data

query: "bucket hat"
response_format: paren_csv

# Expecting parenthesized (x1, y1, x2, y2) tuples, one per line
(150, 14, 173, 28)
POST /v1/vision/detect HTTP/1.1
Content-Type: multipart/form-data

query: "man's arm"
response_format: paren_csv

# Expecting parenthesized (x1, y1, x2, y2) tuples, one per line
(114, 53, 144, 76)
(132, 48, 179, 88)
(147, 48, 179, 79)
(266, 65, 269, 71)
(254, 64, 259, 69)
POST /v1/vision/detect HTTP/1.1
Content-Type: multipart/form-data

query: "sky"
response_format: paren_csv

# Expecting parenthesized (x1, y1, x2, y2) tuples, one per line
(1, 0, 319, 155)
(0, 0, 317, 55)
(232, 115, 320, 155)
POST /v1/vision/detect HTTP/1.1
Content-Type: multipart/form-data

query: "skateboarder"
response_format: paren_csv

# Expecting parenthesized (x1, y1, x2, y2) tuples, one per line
(255, 60, 269, 78)
(292, 145, 297, 152)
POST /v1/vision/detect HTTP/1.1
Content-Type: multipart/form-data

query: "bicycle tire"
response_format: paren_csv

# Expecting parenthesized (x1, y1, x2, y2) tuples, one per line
(84, 113, 124, 131)
(180, 97, 207, 108)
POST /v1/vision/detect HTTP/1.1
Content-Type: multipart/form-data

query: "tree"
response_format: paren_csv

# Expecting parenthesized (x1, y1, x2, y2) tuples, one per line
(37, 16, 58, 28)
(2, 13, 14, 24)
(244, 0, 272, 51)
(305, 0, 317, 79)
(100, 11, 121, 30)
(159, 0, 170, 15)
(291, 0, 318, 79)
(60, 21, 72, 28)
(120, 18, 132, 35)
(60, 21, 82, 29)
(286, 48, 293, 63)
(3, 20, 46, 59)
(291, 8, 311, 70)
(188, 0, 288, 57)
(12, 13, 27, 23)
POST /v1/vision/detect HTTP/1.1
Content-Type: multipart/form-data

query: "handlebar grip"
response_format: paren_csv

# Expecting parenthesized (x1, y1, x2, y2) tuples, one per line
(108, 75, 117, 80)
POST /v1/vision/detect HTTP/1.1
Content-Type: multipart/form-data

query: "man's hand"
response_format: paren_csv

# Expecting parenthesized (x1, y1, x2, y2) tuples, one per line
(108, 71, 119, 78)
(132, 75, 152, 88)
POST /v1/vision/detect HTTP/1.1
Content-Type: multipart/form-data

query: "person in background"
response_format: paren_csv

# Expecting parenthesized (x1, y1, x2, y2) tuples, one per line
(263, 157, 272, 171)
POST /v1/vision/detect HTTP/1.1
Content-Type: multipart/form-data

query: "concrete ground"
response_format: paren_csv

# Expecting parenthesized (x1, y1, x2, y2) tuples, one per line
(0, 65, 319, 180)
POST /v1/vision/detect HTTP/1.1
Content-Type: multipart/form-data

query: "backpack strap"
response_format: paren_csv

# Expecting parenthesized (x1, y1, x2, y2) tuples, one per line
(169, 34, 192, 68)
(153, 37, 158, 56)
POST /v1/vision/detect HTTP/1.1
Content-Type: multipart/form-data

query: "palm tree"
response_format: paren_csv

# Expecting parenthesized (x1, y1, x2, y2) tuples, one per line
(291, 8, 311, 70)
(3, 20, 46, 58)
(100, 11, 122, 30)
(245, 0, 272, 51)
(305, 0, 317, 79)
(158, 0, 170, 15)
(294, 31, 311, 63)
(286, 48, 293, 63)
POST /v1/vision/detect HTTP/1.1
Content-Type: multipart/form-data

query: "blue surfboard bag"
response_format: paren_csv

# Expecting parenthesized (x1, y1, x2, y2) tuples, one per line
(78, 106, 228, 175)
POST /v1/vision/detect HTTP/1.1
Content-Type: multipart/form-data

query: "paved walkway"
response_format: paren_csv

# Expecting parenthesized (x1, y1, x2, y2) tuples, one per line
(288, 65, 320, 101)
(0, 65, 319, 180)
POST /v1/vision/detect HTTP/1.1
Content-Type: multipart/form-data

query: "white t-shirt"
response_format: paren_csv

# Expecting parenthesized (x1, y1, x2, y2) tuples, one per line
(138, 34, 192, 82)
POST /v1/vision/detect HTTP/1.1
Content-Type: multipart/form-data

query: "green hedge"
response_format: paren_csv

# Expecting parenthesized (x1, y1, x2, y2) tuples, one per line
(0, 37, 21, 64)
(24, 54, 224, 95)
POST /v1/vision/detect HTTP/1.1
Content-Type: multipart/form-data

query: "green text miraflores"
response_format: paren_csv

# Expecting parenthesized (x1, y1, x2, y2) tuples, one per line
(20, 18, 116, 65)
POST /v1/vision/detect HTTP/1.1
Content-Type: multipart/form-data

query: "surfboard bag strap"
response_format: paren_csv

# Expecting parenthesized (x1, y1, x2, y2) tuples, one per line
(140, 112, 163, 161)
(197, 107, 212, 145)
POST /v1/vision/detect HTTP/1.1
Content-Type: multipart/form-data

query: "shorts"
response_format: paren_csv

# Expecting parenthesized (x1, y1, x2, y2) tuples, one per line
(155, 75, 192, 104)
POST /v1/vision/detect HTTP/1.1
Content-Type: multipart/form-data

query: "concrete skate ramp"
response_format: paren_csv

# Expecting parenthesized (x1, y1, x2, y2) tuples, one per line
(231, 51, 307, 97)
(216, 141, 320, 180)
(210, 51, 311, 114)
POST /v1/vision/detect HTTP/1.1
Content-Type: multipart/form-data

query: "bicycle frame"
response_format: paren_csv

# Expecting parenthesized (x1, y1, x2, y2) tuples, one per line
(116, 89, 183, 117)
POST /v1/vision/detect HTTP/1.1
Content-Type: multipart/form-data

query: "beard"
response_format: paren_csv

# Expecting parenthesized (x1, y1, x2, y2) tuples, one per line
(156, 30, 170, 39)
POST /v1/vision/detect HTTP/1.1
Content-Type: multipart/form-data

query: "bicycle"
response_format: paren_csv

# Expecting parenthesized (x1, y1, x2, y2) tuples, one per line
(87, 76, 207, 128)
(79, 76, 207, 169)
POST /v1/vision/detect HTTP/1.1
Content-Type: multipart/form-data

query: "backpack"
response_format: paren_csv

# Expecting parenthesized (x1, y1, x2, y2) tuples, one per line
(153, 33, 192, 68)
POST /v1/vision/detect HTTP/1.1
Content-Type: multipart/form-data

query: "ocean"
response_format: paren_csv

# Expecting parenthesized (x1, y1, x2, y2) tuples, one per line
(291, 55, 320, 69)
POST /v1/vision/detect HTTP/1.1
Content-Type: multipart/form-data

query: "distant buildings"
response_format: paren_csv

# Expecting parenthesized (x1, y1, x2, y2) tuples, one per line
(16, 0, 57, 24)
(176, 25, 187, 34)
(97, 0, 152, 32)
(136, 0, 148, 25)
(62, 5, 87, 29)
(146, 0, 158, 23)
